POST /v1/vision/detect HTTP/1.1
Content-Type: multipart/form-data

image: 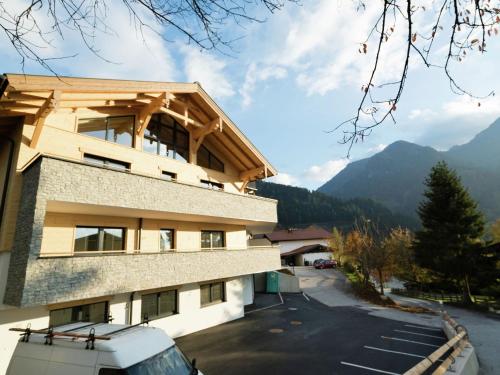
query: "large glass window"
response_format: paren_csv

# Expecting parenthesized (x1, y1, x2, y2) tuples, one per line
(201, 231, 225, 249)
(143, 114, 189, 162)
(197, 145, 224, 173)
(75, 226, 125, 252)
(160, 229, 174, 251)
(83, 153, 130, 171)
(78, 116, 134, 147)
(200, 282, 225, 306)
(50, 301, 108, 326)
(141, 290, 177, 320)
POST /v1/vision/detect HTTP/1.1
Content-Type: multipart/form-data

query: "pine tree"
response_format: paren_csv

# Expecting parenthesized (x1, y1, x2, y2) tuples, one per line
(413, 161, 485, 303)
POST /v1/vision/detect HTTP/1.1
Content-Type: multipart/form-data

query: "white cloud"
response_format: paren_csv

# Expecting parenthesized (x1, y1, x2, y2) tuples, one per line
(1, 0, 177, 81)
(267, 173, 299, 186)
(240, 63, 287, 108)
(302, 159, 349, 184)
(408, 108, 437, 121)
(181, 46, 234, 99)
(443, 95, 500, 118)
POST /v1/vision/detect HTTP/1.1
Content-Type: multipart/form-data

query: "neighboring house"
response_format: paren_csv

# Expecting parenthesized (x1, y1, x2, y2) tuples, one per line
(251, 226, 333, 266)
(0, 74, 280, 372)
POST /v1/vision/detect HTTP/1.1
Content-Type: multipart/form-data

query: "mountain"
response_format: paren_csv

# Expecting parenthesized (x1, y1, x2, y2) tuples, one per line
(318, 118, 500, 221)
(255, 180, 418, 231)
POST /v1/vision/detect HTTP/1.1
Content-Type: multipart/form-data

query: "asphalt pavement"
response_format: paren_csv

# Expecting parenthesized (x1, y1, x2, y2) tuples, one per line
(177, 292, 447, 375)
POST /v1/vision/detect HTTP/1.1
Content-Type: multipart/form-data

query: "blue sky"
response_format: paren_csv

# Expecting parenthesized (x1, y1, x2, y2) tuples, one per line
(2, 0, 500, 189)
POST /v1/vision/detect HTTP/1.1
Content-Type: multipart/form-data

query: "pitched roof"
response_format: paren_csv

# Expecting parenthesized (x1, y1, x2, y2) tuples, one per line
(280, 244, 330, 257)
(266, 227, 331, 242)
(0, 73, 276, 179)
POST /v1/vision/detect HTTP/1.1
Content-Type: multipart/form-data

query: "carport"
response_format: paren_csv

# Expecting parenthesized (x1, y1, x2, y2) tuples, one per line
(280, 244, 332, 266)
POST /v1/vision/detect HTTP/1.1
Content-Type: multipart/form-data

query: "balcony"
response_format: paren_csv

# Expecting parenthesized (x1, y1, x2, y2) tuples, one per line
(30, 155, 277, 225)
(16, 247, 280, 307)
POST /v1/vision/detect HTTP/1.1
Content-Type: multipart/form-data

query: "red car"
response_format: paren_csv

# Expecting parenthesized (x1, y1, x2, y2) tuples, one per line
(314, 259, 337, 269)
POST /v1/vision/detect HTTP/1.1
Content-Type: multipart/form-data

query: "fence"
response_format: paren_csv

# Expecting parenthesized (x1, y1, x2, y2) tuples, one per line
(391, 288, 499, 310)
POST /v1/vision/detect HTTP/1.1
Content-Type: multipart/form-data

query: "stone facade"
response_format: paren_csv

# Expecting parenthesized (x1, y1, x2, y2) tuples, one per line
(4, 156, 279, 307)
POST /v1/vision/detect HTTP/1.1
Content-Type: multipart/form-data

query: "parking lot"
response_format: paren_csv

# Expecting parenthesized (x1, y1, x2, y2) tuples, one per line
(177, 293, 447, 375)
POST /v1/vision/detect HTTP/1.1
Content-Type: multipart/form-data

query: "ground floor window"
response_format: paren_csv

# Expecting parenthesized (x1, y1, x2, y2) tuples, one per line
(50, 301, 108, 326)
(141, 290, 178, 320)
(200, 281, 225, 306)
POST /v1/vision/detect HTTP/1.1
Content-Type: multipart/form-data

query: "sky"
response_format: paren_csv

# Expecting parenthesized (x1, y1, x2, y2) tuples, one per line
(1, 0, 500, 190)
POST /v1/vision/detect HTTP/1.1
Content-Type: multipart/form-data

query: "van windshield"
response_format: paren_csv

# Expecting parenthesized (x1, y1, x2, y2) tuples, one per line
(125, 345, 194, 375)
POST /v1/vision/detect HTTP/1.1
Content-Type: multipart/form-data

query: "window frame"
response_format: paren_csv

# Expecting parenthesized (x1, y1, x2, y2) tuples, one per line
(77, 115, 135, 147)
(83, 153, 130, 171)
(143, 114, 190, 162)
(197, 145, 225, 173)
(74, 226, 126, 253)
(159, 228, 175, 251)
(200, 281, 226, 307)
(49, 301, 109, 326)
(200, 179, 224, 191)
(161, 171, 177, 181)
(141, 289, 178, 321)
(200, 230, 225, 249)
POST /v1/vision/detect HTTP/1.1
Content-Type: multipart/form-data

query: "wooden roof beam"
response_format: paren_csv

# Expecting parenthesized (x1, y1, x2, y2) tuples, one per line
(240, 166, 267, 181)
(192, 117, 222, 153)
(136, 92, 168, 136)
(158, 107, 204, 128)
(30, 90, 60, 148)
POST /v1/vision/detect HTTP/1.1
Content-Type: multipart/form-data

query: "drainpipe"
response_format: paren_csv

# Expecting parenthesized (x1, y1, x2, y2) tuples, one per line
(128, 291, 135, 325)
(0, 135, 15, 232)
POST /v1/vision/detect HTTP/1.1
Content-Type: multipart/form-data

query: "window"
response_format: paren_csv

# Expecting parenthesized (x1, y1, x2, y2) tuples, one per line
(141, 290, 177, 320)
(84, 153, 130, 171)
(50, 301, 108, 326)
(160, 229, 174, 251)
(143, 114, 189, 162)
(78, 116, 135, 147)
(161, 171, 177, 181)
(75, 227, 125, 252)
(201, 231, 225, 249)
(200, 179, 224, 191)
(200, 282, 225, 306)
(197, 145, 224, 173)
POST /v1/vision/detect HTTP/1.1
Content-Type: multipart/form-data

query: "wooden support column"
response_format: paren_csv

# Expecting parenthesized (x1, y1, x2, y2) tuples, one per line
(137, 92, 168, 136)
(30, 90, 60, 149)
(189, 117, 222, 165)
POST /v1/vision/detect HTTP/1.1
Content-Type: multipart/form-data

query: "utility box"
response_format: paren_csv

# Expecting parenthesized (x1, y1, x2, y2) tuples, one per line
(266, 271, 279, 293)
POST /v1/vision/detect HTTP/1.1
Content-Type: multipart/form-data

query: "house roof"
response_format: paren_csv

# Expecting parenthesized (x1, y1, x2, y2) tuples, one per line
(280, 244, 330, 257)
(0, 73, 276, 180)
(266, 227, 331, 242)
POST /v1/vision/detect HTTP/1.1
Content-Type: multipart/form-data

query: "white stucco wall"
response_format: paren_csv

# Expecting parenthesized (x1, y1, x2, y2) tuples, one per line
(0, 305, 49, 375)
(301, 252, 332, 264)
(141, 277, 247, 338)
(0, 276, 251, 374)
(278, 239, 329, 254)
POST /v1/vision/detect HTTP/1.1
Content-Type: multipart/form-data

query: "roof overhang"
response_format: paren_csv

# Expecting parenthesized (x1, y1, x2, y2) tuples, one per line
(0, 73, 276, 178)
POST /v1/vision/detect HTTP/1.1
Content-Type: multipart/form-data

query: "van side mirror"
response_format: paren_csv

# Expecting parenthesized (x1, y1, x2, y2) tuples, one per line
(191, 358, 198, 375)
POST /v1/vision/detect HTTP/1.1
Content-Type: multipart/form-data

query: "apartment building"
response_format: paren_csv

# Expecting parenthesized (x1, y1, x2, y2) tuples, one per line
(0, 74, 280, 372)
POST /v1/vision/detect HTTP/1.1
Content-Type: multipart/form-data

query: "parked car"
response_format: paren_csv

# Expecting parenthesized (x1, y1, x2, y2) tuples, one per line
(313, 259, 327, 267)
(7, 322, 202, 375)
(314, 259, 337, 269)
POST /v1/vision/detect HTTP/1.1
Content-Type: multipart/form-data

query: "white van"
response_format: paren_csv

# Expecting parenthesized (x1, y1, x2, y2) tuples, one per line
(7, 322, 202, 375)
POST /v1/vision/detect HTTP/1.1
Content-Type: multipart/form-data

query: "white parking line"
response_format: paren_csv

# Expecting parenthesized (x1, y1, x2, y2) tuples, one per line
(381, 336, 441, 348)
(302, 292, 310, 301)
(394, 329, 445, 339)
(363, 346, 444, 362)
(340, 362, 400, 375)
(404, 324, 441, 332)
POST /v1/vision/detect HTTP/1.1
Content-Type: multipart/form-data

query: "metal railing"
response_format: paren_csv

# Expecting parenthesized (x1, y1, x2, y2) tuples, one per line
(403, 312, 472, 375)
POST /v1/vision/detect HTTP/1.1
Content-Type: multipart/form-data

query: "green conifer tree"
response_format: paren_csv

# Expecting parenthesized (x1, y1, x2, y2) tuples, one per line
(413, 161, 484, 303)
